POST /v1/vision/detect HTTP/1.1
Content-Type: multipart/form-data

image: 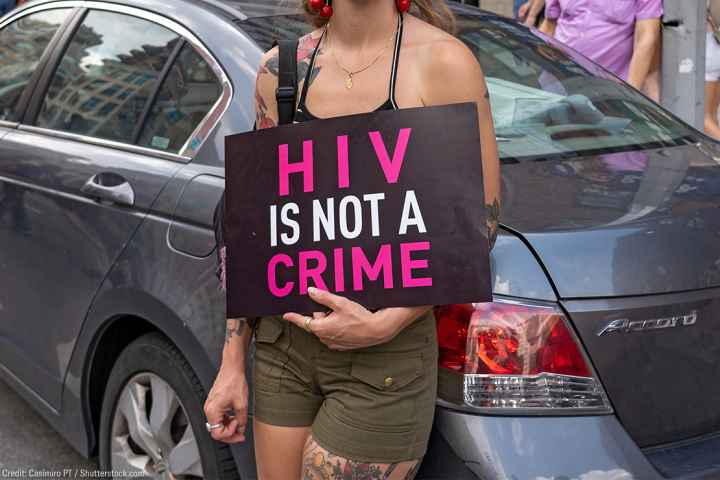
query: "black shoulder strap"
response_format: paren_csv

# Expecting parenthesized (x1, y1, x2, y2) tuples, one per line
(276, 39, 299, 125)
(215, 39, 298, 279)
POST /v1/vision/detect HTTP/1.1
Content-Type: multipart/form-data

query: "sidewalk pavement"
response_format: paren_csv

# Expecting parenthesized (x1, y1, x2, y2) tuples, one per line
(0, 378, 96, 472)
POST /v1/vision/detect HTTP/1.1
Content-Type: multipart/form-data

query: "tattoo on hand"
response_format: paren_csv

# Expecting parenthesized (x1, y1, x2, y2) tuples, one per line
(225, 319, 246, 344)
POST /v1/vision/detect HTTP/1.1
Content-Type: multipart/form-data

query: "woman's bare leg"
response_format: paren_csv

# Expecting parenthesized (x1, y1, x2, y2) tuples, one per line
(254, 419, 311, 480)
(301, 436, 421, 480)
(704, 81, 720, 139)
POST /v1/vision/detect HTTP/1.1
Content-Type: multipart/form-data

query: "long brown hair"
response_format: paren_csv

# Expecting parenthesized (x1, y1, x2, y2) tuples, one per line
(301, 0, 456, 32)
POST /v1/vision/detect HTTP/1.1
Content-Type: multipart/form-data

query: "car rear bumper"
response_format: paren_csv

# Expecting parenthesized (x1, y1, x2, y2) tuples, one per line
(435, 408, 666, 480)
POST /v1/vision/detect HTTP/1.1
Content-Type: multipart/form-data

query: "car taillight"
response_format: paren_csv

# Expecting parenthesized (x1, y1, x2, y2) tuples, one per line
(435, 299, 612, 414)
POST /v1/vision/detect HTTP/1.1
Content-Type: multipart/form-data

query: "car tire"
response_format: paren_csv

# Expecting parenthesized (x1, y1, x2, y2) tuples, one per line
(98, 332, 241, 479)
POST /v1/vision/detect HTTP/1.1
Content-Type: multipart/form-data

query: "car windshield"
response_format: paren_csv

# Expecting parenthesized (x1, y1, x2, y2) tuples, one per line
(239, 12, 695, 162)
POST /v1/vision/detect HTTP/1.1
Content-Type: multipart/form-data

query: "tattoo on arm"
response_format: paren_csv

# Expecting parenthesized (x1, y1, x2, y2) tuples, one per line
(297, 59, 322, 89)
(486, 198, 500, 250)
(225, 318, 246, 344)
(255, 49, 279, 129)
(255, 88, 277, 129)
(265, 53, 279, 76)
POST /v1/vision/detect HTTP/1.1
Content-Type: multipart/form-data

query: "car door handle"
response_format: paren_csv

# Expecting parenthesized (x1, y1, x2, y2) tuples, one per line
(81, 172, 135, 207)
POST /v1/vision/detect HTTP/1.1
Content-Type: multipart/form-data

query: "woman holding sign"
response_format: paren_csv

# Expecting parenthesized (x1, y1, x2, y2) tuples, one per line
(205, 0, 501, 478)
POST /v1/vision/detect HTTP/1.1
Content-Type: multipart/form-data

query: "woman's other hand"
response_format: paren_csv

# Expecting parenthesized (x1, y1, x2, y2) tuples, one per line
(204, 367, 248, 444)
(283, 287, 430, 350)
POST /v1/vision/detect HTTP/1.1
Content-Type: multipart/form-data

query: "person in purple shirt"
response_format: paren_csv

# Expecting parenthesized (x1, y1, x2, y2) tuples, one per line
(536, 0, 662, 95)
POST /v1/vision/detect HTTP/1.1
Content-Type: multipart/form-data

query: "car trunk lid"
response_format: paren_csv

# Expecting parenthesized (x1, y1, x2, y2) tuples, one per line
(563, 290, 720, 447)
(501, 143, 720, 447)
(501, 143, 720, 298)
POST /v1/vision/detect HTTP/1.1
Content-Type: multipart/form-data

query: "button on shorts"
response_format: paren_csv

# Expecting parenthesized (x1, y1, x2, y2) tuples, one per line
(251, 310, 438, 464)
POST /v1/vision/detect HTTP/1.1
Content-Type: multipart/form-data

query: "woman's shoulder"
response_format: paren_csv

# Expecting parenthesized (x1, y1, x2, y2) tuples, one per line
(258, 28, 325, 74)
(408, 16, 477, 70)
(404, 15, 480, 80)
(403, 15, 485, 104)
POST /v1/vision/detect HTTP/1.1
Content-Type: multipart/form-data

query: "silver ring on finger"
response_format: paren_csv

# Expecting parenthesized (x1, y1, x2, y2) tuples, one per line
(205, 421, 224, 432)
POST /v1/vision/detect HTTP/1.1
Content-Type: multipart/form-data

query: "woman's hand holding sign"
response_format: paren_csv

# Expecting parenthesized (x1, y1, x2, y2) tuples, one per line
(283, 287, 431, 350)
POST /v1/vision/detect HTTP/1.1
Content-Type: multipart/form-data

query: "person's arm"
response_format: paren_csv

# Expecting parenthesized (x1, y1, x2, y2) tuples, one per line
(219, 44, 280, 365)
(539, 0, 559, 36)
(523, 0, 546, 27)
(421, 36, 501, 248)
(204, 47, 281, 444)
(627, 18, 662, 90)
(539, 18, 557, 36)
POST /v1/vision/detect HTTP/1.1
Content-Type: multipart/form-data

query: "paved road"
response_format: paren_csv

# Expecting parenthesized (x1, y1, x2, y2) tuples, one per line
(0, 378, 97, 473)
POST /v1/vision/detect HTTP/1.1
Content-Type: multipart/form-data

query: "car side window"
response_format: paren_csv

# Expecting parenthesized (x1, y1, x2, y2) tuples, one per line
(137, 43, 222, 153)
(0, 9, 71, 122)
(36, 10, 180, 144)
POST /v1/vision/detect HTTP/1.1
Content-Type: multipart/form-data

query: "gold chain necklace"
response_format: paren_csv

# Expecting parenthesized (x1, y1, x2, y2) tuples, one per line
(326, 18, 398, 90)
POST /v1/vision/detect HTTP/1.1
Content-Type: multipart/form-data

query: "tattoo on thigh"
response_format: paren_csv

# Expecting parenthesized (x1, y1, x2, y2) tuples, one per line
(302, 437, 421, 480)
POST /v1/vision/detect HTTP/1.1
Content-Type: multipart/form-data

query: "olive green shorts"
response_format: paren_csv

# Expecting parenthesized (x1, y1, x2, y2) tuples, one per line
(251, 310, 439, 464)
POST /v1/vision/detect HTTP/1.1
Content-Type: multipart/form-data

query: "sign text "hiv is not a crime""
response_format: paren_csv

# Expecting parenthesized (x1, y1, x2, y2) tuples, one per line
(267, 128, 432, 298)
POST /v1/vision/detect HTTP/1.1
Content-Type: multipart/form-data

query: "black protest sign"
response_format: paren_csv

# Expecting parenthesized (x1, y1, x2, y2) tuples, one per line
(224, 103, 491, 317)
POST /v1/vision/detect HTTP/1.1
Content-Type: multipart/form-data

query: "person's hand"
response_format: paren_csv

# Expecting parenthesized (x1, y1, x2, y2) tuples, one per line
(204, 367, 248, 444)
(518, 1, 531, 21)
(283, 287, 396, 350)
(520, 0, 544, 27)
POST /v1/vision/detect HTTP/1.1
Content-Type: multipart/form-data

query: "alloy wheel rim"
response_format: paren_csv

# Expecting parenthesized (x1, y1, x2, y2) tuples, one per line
(110, 372, 204, 479)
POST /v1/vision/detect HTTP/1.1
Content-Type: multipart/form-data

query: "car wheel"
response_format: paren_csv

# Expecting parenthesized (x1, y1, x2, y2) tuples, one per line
(98, 332, 240, 479)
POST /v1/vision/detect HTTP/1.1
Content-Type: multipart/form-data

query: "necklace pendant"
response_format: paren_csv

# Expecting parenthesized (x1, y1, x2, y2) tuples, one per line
(345, 73, 353, 90)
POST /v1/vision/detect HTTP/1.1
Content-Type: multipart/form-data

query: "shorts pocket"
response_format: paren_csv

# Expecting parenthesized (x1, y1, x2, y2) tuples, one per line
(341, 351, 426, 433)
(254, 315, 284, 343)
(350, 352, 423, 391)
(253, 316, 286, 393)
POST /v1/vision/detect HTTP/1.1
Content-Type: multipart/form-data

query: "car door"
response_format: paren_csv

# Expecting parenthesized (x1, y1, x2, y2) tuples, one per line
(0, 5, 191, 410)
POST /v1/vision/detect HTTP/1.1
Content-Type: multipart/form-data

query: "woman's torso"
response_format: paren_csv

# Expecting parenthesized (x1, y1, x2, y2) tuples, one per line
(289, 13, 442, 123)
(294, 13, 404, 123)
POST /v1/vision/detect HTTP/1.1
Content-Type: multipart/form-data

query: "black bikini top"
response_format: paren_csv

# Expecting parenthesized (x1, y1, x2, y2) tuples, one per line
(294, 13, 405, 123)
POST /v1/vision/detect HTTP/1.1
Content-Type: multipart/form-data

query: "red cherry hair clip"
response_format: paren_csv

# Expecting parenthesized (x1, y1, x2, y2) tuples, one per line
(310, 0, 410, 18)
(309, 0, 333, 18)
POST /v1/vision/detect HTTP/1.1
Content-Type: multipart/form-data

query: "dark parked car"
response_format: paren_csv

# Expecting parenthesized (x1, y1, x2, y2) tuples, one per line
(0, 0, 718, 478)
